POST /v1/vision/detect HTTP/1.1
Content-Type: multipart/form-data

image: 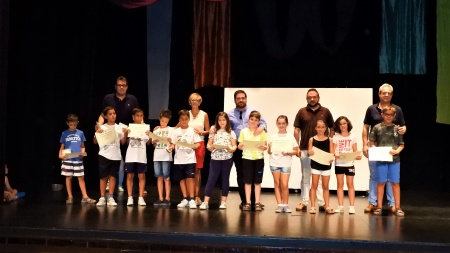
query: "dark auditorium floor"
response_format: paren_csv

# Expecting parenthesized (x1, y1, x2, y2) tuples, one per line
(1, 185, 450, 253)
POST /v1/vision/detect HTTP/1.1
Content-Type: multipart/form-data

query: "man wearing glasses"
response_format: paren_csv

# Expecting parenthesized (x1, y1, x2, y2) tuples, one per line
(227, 90, 267, 210)
(362, 83, 406, 214)
(97, 76, 140, 193)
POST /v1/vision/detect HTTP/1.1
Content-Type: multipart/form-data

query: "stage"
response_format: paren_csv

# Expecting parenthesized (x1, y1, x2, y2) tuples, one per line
(1, 186, 450, 253)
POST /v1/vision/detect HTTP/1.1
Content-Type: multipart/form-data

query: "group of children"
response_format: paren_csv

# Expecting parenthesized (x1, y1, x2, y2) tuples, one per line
(59, 106, 404, 216)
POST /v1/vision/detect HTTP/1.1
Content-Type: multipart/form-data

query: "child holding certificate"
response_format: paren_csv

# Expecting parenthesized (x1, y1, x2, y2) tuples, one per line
(369, 106, 404, 216)
(125, 108, 151, 206)
(267, 115, 298, 213)
(152, 109, 174, 206)
(94, 106, 128, 206)
(170, 110, 201, 209)
(333, 116, 361, 214)
(237, 111, 267, 211)
(58, 113, 95, 205)
(308, 120, 334, 214)
(200, 112, 237, 210)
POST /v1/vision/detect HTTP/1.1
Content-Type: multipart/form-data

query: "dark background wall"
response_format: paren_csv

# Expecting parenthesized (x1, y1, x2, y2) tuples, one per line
(5, 0, 449, 193)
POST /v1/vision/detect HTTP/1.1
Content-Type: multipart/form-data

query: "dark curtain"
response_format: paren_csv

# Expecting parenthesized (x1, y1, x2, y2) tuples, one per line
(0, 0, 9, 196)
(436, 0, 450, 125)
(193, 0, 231, 89)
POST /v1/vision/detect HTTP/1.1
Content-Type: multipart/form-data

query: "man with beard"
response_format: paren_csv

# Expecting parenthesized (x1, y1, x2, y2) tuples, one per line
(362, 83, 406, 213)
(227, 90, 267, 209)
(293, 88, 335, 212)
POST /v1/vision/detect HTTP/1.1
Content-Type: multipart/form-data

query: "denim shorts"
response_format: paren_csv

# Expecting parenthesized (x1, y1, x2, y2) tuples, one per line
(154, 161, 171, 178)
(270, 166, 291, 174)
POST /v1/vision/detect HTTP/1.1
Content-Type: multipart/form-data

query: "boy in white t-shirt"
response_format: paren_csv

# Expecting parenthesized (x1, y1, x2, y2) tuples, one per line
(152, 109, 174, 206)
(125, 108, 151, 206)
(170, 110, 201, 209)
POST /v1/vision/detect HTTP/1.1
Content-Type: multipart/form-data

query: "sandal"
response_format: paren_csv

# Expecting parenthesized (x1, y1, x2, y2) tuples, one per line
(296, 203, 307, 211)
(373, 208, 382, 215)
(81, 198, 97, 204)
(309, 207, 316, 214)
(325, 207, 335, 214)
(395, 208, 405, 217)
(242, 203, 251, 211)
(66, 198, 73, 205)
(255, 203, 262, 211)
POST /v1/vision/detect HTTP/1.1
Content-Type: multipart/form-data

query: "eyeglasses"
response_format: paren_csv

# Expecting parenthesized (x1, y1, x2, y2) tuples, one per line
(384, 113, 395, 117)
(239, 111, 242, 120)
(116, 84, 128, 88)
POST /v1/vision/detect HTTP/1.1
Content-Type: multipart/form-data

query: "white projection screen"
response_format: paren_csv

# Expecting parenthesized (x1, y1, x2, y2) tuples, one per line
(224, 88, 372, 191)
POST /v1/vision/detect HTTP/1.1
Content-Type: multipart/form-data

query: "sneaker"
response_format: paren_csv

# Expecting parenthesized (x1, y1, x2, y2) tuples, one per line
(81, 198, 96, 204)
(177, 199, 189, 208)
(219, 201, 227, 209)
(349, 206, 356, 214)
(189, 200, 197, 209)
(284, 206, 292, 213)
(118, 186, 125, 192)
(107, 197, 118, 206)
(275, 206, 284, 213)
(335, 206, 344, 213)
(153, 200, 163, 206)
(138, 197, 146, 206)
(199, 202, 209, 210)
(127, 197, 134, 206)
(96, 197, 106, 206)
(162, 199, 171, 206)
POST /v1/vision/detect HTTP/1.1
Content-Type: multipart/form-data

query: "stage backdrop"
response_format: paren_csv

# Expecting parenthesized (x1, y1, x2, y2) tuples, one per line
(224, 88, 372, 191)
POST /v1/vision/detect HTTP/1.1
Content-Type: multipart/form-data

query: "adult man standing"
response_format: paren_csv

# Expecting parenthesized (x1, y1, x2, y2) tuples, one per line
(227, 90, 267, 209)
(97, 76, 139, 192)
(294, 88, 334, 212)
(362, 83, 406, 213)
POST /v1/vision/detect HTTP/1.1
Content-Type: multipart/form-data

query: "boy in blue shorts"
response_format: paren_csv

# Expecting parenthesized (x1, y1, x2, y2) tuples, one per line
(170, 110, 201, 209)
(369, 106, 405, 216)
(152, 109, 174, 206)
(59, 113, 96, 205)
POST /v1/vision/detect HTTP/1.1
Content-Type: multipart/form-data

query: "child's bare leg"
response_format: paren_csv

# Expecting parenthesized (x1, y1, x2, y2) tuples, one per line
(322, 175, 330, 208)
(77, 176, 89, 199)
(280, 173, 290, 204)
(66, 176, 73, 199)
(187, 177, 195, 199)
(164, 178, 171, 200)
(391, 182, 401, 209)
(310, 174, 319, 208)
(195, 169, 201, 200)
(255, 183, 261, 203)
(138, 173, 146, 197)
(157, 177, 164, 200)
(180, 179, 187, 198)
(347, 175, 355, 206)
(99, 177, 107, 196)
(377, 182, 386, 208)
(108, 176, 117, 196)
(127, 173, 134, 197)
(336, 174, 344, 206)
(245, 184, 252, 204)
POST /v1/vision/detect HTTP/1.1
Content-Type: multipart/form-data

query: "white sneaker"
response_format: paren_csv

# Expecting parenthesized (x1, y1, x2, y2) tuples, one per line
(219, 201, 227, 209)
(177, 199, 189, 208)
(96, 197, 106, 206)
(118, 186, 124, 192)
(284, 206, 292, 213)
(199, 202, 208, 210)
(275, 206, 283, 213)
(335, 206, 344, 213)
(349, 206, 356, 214)
(138, 197, 146, 206)
(189, 200, 197, 209)
(127, 197, 134, 206)
(107, 197, 118, 206)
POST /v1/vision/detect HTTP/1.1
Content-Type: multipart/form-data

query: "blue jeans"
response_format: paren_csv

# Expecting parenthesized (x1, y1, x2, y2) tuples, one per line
(369, 161, 394, 206)
(300, 150, 324, 206)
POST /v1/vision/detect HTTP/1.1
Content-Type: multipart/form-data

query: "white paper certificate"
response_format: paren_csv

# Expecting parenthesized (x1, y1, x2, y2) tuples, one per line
(310, 147, 334, 165)
(211, 144, 229, 149)
(95, 127, 116, 147)
(176, 142, 198, 149)
(368, 147, 393, 162)
(242, 140, 265, 151)
(271, 138, 291, 152)
(65, 152, 87, 159)
(128, 124, 150, 138)
(336, 151, 362, 162)
(148, 131, 169, 144)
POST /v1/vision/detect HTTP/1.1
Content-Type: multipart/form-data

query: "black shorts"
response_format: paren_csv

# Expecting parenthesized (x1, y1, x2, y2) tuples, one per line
(125, 162, 147, 174)
(242, 158, 264, 184)
(335, 165, 355, 176)
(173, 163, 196, 181)
(98, 155, 120, 179)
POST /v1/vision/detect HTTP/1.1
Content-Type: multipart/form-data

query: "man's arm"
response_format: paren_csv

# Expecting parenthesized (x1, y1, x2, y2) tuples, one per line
(362, 124, 370, 158)
(294, 127, 301, 156)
